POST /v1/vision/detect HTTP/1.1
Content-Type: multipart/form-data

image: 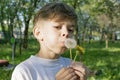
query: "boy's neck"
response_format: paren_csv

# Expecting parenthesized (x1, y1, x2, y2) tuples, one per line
(36, 50, 60, 59)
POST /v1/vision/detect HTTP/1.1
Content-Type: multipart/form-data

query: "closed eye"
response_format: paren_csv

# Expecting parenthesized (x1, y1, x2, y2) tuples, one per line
(54, 26, 62, 30)
(68, 28, 74, 33)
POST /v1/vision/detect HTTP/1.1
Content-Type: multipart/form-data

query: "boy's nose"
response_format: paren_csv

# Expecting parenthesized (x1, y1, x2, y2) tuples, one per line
(61, 27, 68, 38)
(62, 33, 68, 38)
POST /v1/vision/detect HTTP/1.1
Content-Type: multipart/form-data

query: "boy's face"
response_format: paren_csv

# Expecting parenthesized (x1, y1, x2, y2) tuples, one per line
(35, 19, 76, 55)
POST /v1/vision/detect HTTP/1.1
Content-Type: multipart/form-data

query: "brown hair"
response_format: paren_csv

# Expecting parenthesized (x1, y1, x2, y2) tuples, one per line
(33, 2, 77, 26)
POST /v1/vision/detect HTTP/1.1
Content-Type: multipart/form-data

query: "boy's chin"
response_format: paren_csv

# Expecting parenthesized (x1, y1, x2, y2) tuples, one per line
(55, 49, 66, 55)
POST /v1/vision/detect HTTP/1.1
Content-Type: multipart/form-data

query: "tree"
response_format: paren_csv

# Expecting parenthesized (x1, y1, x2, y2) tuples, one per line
(19, 0, 41, 49)
(0, 0, 8, 41)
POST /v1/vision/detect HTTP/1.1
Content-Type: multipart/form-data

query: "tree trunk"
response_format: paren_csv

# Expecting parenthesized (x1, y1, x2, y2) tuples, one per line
(100, 28, 104, 44)
(82, 30, 86, 42)
(104, 34, 108, 48)
(12, 40, 16, 61)
(23, 20, 30, 49)
(89, 29, 92, 44)
(112, 31, 115, 43)
(105, 39, 108, 48)
(19, 27, 22, 55)
(75, 26, 79, 44)
(19, 30, 22, 55)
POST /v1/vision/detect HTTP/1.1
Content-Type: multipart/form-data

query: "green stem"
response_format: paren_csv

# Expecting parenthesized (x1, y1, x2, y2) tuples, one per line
(70, 48, 72, 60)
(74, 53, 78, 61)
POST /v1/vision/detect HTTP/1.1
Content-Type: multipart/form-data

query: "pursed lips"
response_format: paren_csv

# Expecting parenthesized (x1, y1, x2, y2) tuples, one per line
(60, 41, 66, 47)
(59, 38, 68, 47)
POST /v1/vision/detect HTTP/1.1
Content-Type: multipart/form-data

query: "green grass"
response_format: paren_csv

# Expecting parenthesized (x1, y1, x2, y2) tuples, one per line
(84, 42, 120, 80)
(0, 39, 120, 80)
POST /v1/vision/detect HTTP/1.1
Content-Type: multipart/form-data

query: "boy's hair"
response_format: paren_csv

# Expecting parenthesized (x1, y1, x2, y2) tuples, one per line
(33, 2, 77, 27)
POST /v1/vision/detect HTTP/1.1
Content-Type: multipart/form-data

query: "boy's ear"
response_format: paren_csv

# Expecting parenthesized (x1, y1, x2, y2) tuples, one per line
(33, 27, 43, 40)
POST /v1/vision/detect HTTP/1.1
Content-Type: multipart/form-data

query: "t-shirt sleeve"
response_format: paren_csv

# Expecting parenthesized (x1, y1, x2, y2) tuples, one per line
(11, 65, 31, 80)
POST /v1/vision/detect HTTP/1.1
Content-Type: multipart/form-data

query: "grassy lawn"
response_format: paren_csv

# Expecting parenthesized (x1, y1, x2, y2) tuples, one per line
(0, 39, 120, 80)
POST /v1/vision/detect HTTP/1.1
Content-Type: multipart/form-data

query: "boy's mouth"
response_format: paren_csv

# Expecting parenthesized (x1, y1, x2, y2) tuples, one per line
(60, 41, 66, 47)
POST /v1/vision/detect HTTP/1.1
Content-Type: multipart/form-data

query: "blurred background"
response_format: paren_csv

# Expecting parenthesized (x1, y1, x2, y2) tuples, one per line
(0, 0, 120, 80)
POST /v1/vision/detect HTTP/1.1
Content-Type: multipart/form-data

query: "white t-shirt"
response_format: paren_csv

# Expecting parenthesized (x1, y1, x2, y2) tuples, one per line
(11, 55, 71, 80)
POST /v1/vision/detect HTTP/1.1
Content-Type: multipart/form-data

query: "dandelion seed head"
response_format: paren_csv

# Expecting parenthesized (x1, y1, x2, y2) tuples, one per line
(65, 38, 77, 49)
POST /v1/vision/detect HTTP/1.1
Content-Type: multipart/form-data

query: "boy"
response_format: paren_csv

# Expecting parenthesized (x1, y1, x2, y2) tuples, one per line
(11, 2, 89, 80)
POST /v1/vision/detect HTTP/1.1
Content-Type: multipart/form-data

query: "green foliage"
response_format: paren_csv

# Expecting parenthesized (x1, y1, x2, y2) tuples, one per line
(0, 67, 13, 80)
(10, 37, 15, 44)
(0, 40, 120, 80)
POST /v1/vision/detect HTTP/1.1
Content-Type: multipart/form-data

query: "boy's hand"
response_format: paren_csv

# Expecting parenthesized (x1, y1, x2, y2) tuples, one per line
(56, 67, 79, 80)
(71, 62, 90, 80)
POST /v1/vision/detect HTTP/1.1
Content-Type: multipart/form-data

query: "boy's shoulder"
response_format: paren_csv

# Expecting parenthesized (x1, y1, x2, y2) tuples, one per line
(15, 56, 38, 70)
(11, 56, 38, 80)
(14, 55, 36, 71)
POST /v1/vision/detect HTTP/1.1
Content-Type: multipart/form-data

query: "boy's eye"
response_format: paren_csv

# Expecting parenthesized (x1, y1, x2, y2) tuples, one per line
(54, 26, 61, 29)
(68, 28, 74, 33)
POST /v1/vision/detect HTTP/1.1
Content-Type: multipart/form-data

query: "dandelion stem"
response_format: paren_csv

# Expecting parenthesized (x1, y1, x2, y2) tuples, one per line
(74, 52, 78, 61)
(70, 48, 72, 60)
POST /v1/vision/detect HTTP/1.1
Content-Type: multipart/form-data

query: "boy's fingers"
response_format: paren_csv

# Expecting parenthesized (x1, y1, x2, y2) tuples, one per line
(72, 66, 86, 75)
(69, 74, 79, 80)
(56, 67, 78, 80)
(61, 68, 75, 79)
(64, 71, 79, 80)
(56, 67, 73, 79)
(71, 62, 91, 76)
(75, 70, 87, 80)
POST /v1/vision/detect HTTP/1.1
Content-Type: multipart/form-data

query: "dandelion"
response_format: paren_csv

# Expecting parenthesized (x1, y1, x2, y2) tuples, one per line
(65, 38, 77, 59)
(74, 45, 85, 61)
(65, 38, 85, 61)
(65, 38, 77, 49)
(75, 45, 85, 54)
